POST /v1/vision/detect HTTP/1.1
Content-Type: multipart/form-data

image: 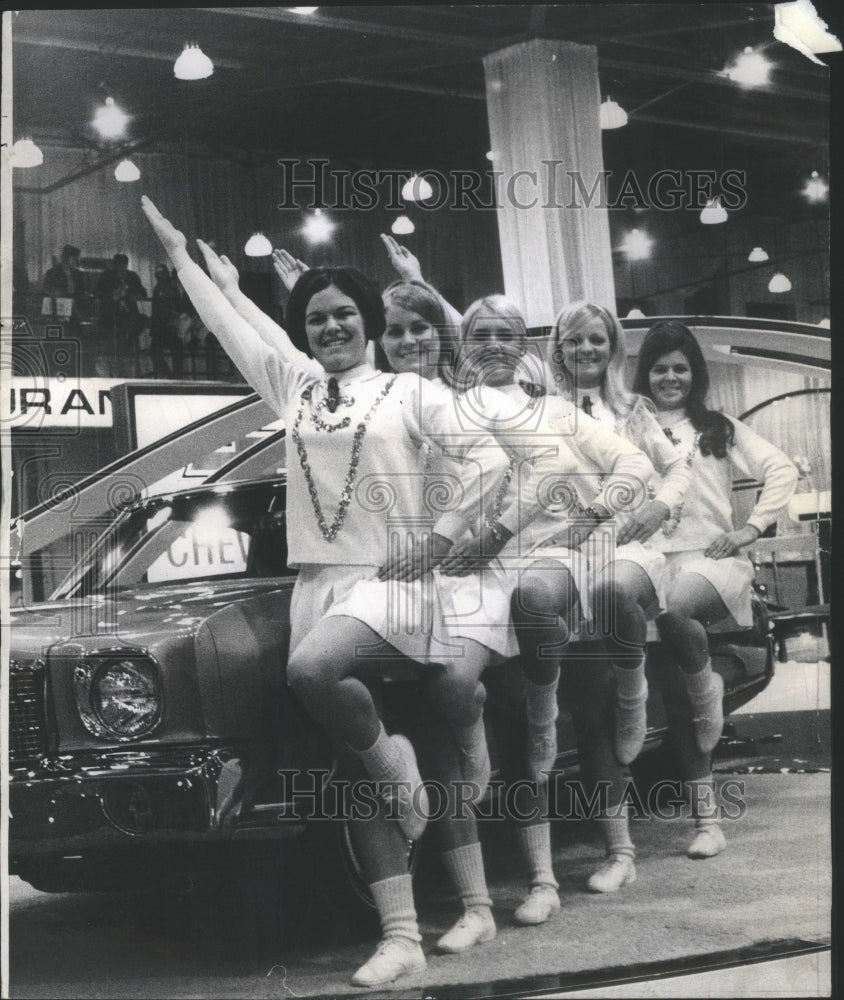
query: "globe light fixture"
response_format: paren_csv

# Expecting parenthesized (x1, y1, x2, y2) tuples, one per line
(700, 198, 728, 224)
(724, 46, 772, 88)
(302, 208, 335, 244)
(626, 308, 646, 319)
(114, 159, 141, 182)
(748, 246, 769, 262)
(391, 215, 415, 236)
(401, 174, 434, 202)
(244, 233, 273, 257)
(620, 229, 653, 261)
(10, 138, 43, 168)
(174, 44, 214, 80)
(803, 171, 828, 203)
(768, 272, 792, 293)
(599, 98, 628, 129)
(92, 97, 130, 140)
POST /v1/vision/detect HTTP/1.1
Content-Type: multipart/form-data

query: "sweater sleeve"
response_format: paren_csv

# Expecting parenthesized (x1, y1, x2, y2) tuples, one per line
(726, 417, 799, 534)
(225, 287, 324, 377)
(175, 258, 310, 414)
(626, 402, 691, 511)
(575, 413, 654, 516)
(401, 378, 511, 543)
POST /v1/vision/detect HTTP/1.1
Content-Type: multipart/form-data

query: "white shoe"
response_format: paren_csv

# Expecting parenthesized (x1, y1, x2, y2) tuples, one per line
(436, 906, 496, 953)
(382, 734, 429, 841)
(513, 883, 561, 925)
(587, 853, 637, 893)
(687, 823, 726, 859)
(350, 936, 426, 988)
(692, 672, 725, 754)
(614, 691, 648, 765)
(526, 722, 557, 782)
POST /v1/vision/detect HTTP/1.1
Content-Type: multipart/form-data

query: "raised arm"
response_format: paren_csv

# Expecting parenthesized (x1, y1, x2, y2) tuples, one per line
(141, 197, 301, 413)
(380, 234, 464, 328)
(196, 240, 321, 375)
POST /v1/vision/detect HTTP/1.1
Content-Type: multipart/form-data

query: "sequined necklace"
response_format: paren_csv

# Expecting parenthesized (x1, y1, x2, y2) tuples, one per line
(291, 376, 397, 542)
(659, 421, 701, 537)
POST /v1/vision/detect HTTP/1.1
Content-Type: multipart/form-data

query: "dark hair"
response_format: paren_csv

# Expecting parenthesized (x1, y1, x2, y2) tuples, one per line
(380, 279, 462, 383)
(632, 320, 734, 459)
(286, 267, 385, 356)
(113, 253, 129, 266)
(61, 244, 80, 261)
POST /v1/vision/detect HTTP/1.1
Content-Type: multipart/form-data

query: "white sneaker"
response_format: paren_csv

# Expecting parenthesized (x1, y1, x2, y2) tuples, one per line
(382, 734, 429, 841)
(687, 822, 726, 859)
(692, 672, 725, 754)
(526, 722, 557, 782)
(587, 853, 637, 893)
(513, 883, 561, 925)
(350, 936, 426, 988)
(614, 691, 648, 765)
(436, 906, 496, 953)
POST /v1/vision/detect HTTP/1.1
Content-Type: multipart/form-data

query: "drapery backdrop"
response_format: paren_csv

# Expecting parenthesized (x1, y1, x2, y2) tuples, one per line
(483, 39, 616, 327)
(13, 145, 504, 311)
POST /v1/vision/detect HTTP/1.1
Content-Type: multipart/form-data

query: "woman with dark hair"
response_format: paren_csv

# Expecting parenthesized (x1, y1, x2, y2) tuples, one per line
(633, 319, 797, 857)
(141, 196, 511, 987)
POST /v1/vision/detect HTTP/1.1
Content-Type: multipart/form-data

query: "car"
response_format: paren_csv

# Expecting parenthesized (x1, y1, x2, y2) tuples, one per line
(7, 316, 829, 900)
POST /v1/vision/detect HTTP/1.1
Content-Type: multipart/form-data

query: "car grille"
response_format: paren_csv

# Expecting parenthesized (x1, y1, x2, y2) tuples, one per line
(9, 659, 48, 761)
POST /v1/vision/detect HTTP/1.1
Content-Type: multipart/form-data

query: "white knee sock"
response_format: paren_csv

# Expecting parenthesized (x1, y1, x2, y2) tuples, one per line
(370, 874, 422, 942)
(442, 843, 492, 909)
(515, 823, 558, 889)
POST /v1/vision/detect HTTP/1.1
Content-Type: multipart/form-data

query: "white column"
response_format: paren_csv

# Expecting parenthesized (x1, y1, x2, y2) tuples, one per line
(483, 38, 615, 327)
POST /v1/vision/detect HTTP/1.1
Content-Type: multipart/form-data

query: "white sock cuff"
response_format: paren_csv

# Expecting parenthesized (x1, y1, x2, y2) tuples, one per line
(596, 814, 635, 856)
(515, 822, 558, 889)
(613, 662, 647, 699)
(524, 671, 560, 726)
(684, 663, 716, 697)
(442, 842, 492, 908)
(370, 874, 422, 943)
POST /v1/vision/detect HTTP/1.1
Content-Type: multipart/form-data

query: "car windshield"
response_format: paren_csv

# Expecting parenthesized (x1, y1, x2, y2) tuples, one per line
(52, 482, 292, 599)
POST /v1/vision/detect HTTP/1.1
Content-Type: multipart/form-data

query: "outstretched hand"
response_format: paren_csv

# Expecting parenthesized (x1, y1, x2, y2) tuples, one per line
(140, 196, 187, 257)
(197, 239, 240, 296)
(273, 249, 310, 292)
(380, 234, 424, 282)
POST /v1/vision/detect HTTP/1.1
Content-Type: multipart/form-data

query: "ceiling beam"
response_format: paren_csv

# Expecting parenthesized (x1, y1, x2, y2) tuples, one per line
(12, 32, 245, 69)
(196, 6, 494, 52)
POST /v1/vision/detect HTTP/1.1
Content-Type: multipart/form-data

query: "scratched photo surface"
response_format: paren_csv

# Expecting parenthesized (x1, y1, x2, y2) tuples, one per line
(2, 4, 834, 999)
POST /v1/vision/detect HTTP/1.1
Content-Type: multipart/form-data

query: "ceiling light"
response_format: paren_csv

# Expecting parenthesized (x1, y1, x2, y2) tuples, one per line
(620, 229, 653, 261)
(700, 197, 728, 224)
(92, 97, 130, 140)
(803, 170, 828, 203)
(10, 138, 43, 168)
(485, 150, 499, 162)
(114, 159, 141, 182)
(626, 308, 646, 319)
(817, 318, 830, 328)
(768, 272, 792, 293)
(291, 6, 319, 13)
(748, 246, 769, 262)
(302, 208, 335, 244)
(244, 232, 273, 257)
(391, 215, 415, 236)
(724, 47, 772, 88)
(401, 174, 434, 202)
(174, 44, 214, 80)
(599, 98, 628, 129)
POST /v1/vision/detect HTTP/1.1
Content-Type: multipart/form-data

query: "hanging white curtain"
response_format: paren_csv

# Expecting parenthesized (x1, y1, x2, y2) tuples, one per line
(483, 39, 615, 327)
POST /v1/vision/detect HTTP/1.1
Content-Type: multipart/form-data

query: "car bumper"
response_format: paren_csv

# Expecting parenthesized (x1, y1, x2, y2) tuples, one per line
(9, 746, 326, 857)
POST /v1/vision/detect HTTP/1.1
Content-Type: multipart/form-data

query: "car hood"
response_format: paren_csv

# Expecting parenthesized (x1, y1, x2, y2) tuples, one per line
(9, 579, 293, 652)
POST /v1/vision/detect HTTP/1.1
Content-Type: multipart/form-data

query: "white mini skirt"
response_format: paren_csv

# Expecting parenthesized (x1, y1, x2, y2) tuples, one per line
(290, 563, 514, 664)
(661, 549, 755, 627)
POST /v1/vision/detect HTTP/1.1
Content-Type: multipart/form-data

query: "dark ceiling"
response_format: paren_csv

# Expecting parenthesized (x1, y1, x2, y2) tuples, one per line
(10, 4, 832, 216)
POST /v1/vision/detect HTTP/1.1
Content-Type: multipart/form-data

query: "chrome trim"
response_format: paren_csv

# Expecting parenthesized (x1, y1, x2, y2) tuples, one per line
(74, 648, 164, 742)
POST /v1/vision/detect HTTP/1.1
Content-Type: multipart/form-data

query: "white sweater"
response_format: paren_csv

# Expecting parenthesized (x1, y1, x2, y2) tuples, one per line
(176, 258, 514, 565)
(651, 413, 798, 553)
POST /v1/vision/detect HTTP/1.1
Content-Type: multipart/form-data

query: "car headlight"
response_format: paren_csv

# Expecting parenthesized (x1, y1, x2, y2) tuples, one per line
(75, 656, 163, 740)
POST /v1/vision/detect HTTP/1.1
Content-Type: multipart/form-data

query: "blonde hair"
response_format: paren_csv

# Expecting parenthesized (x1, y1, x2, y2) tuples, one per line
(547, 301, 637, 419)
(461, 294, 528, 345)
